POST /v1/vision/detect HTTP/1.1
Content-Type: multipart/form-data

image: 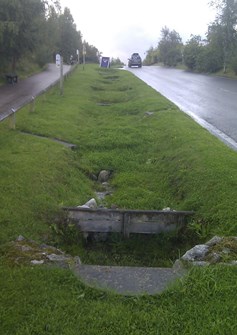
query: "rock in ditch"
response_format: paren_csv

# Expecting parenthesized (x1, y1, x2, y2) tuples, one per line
(98, 170, 111, 183)
(181, 244, 209, 262)
(77, 198, 97, 209)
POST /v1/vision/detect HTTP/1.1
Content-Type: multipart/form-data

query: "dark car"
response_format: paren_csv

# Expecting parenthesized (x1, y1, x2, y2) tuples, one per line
(128, 53, 142, 68)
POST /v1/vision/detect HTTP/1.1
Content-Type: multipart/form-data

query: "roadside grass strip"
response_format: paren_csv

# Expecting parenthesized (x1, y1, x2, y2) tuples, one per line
(0, 64, 237, 334)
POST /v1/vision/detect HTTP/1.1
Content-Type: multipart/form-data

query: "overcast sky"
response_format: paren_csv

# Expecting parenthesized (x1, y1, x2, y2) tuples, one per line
(60, 0, 216, 63)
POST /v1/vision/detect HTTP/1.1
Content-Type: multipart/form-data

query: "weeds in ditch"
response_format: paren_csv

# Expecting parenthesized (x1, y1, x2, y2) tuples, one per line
(50, 222, 200, 268)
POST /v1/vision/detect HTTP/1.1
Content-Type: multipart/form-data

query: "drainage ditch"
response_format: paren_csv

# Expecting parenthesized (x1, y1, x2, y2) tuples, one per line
(57, 169, 197, 268)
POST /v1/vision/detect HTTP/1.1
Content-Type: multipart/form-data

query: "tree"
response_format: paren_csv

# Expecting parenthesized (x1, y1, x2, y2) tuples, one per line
(56, 7, 82, 63)
(0, 0, 100, 73)
(196, 45, 223, 72)
(35, 4, 83, 66)
(158, 26, 183, 66)
(44, 0, 61, 16)
(110, 57, 124, 67)
(82, 42, 99, 63)
(143, 46, 159, 65)
(209, 0, 237, 72)
(0, 0, 46, 71)
(183, 35, 203, 70)
(183, 34, 223, 73)
(34, 4, 60, 66)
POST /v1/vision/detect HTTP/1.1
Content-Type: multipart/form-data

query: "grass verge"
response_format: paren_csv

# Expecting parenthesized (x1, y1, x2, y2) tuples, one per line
(0, 64, 237, 334)
(9, 64, 237, 236)
(0, 260, 236, 335)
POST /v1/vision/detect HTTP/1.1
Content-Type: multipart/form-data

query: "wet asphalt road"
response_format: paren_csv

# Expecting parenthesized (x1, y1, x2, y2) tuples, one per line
(0, 63, 72, 122)
(128, 66, 237, 150)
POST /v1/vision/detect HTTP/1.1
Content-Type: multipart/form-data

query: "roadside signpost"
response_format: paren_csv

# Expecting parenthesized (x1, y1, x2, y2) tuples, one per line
(100, 57, 110, 68)
(56, 54, 63, 95)
(56, 53, 61, 68)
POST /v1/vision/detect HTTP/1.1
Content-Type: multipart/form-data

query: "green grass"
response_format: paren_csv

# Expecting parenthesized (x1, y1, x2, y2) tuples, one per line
(212, 67, 237, 79)
(0, 124, 94, 244)
(0, 261, 236, 335)
(13, 65, 237, 235)
(1, 64, 237, 334)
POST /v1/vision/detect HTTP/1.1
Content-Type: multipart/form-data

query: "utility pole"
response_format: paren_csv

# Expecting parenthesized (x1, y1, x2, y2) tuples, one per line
(83, 43, 86, 70)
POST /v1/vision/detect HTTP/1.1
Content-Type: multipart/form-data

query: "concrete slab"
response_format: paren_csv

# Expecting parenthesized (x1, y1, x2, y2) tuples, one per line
(73, 264, 186, 295)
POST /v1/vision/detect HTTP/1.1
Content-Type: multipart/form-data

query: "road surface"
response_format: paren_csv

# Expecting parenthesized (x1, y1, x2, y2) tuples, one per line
(0, 63, 72, 122)
(128, 66, 237, 151)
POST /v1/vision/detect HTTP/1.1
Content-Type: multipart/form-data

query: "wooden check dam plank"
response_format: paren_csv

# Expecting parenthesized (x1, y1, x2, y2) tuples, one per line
(64, 207, 194, 237)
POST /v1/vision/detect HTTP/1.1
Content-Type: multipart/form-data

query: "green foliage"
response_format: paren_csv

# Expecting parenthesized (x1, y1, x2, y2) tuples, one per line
(0, 0, 45, 71)
(183, 35, 202, 70)
(57, 7, 82, 63)
(230, 55, 237, 74)
(158, 26, 183, 66)
(143, 46, 159, 65)
(183, 35, 223, 73)
(196, 45, 223, 73)
(210, 0, 237, 52)
(207, 23, 225, 57)
(50, 209, 83, 247)
(207, 0, 237, 72)
(146, 1, 237, 73)
(110, 57, 124, 67)
(186, 219, 211, 241)
(0, 0, 99, 73)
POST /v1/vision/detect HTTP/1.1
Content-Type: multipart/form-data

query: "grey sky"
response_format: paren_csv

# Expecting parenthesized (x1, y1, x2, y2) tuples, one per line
(60, 0, 216, 62)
